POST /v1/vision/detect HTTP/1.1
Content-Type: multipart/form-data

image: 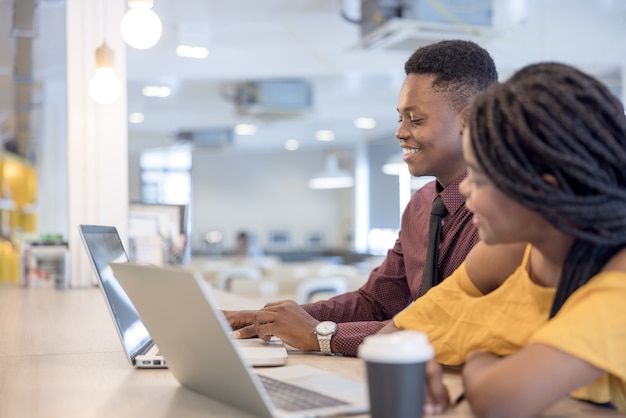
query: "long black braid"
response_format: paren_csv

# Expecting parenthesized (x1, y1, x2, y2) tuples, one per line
(468, 62, 626, 317)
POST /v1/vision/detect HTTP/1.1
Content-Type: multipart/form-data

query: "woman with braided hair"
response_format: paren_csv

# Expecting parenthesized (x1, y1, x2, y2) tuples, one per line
(456, 62, 626, 417)
(382, 62, 626, 417)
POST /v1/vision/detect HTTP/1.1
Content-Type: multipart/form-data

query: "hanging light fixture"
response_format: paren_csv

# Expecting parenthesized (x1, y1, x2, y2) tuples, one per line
(89, 43, 122, 104)
(120, 0, 163, 50)
(308, 154, 354, 189)
(89, 0, 122, 105)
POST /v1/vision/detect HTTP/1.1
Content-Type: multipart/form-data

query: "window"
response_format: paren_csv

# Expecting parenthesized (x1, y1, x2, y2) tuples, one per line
(140, 146, 191, 204)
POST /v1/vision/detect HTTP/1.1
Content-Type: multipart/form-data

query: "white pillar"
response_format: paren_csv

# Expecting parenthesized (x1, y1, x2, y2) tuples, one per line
(37, 79, 68, 237)
(66, 0, 128, 288)
(353, 142, 369, 253)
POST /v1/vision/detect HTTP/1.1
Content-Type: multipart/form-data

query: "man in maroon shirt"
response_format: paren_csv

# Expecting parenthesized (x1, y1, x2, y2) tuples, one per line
(225, 40, 498, 357)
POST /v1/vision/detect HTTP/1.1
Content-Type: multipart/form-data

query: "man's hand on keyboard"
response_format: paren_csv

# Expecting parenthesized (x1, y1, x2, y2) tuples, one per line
(223, 309, 258, 333)
(225, 300, 322, 352)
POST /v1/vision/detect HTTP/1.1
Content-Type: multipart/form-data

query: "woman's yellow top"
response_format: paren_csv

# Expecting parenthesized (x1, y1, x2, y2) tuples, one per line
(395, 244, 626, 411)
(530, 270, 626, 411)
(394, 245, 555, 366)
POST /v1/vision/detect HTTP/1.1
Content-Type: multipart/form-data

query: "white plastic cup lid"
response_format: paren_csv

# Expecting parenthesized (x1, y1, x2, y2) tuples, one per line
(358, 331, 434, 364)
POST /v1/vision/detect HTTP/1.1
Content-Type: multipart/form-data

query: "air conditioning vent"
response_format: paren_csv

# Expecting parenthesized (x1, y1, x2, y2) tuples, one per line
(235, 79, 312, 118)
(176, 128, 233, 148)
(362, 18, 483, 50)
(360, 0, 499, 51)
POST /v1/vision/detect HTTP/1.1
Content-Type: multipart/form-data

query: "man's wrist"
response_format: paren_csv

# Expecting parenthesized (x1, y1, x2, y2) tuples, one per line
(314, 321, 338, 355)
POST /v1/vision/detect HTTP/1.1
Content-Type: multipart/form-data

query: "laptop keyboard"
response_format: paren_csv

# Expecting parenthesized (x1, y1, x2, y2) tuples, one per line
(258, 374, 349, 412)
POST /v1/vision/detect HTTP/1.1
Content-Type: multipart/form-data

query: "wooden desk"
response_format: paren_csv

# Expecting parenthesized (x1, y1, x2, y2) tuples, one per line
(0, 284, 620, 417)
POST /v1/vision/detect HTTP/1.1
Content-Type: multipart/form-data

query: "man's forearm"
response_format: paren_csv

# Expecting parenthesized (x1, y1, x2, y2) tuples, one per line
(330, 320, 391, 356)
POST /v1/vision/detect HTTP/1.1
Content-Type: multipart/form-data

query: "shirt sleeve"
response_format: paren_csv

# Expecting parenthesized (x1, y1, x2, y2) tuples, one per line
(301, 240, 413, 356)
(301, 180, 478, 358)
(302, 292, 393, 356)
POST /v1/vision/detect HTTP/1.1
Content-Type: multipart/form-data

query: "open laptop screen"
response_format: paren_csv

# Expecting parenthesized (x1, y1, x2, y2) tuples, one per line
(79, 225, 152, 362)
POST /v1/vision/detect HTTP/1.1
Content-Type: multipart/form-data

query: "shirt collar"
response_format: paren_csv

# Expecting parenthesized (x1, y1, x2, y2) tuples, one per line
(437, 173, 468, 216)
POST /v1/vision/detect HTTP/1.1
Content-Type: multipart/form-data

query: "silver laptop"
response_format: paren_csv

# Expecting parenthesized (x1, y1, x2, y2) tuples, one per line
(79, 224, 287, 369)
(79, 224, 166, 368)
(111, 262, 369, 418)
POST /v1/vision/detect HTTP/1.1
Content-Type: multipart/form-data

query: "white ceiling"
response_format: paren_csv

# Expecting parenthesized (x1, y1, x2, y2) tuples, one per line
(125, 0, 411, 153)
(1, 0, 626, 157)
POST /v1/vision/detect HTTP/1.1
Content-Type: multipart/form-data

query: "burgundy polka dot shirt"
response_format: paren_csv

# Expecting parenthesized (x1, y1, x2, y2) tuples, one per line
(302, 174, 479, 356)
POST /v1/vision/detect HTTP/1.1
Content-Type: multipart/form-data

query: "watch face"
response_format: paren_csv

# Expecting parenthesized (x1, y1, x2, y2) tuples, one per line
(316, 321, 337, 336)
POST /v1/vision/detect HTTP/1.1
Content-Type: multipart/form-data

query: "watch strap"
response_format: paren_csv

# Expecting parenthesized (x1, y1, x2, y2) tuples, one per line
(317, 335, 333, 355)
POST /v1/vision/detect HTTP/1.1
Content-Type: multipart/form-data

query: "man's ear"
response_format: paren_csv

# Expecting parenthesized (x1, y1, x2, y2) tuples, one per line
(458, 106, 471, 132)
(542, 173, 560, 189)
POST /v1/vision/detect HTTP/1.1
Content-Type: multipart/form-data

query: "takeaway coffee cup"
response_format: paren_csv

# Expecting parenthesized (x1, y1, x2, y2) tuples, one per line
(358, 331, 434, 418)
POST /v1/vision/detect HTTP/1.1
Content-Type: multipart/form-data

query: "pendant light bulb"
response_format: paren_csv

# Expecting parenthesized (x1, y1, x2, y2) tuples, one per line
(89, 43, 122, 104)
(120, 0, 163, 50)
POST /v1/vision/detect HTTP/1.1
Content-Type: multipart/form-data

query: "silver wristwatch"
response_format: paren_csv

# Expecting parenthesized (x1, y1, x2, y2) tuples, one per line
(314, 321, 338, 355)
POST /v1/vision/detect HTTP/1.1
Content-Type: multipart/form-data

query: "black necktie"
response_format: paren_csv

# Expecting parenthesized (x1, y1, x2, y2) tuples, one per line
(421, 195, 448, 295)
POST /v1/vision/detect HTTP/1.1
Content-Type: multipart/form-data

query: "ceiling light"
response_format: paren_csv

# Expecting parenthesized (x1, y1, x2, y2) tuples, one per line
(284, 139, 299, 151)
(234, 124, 257, 135)
(120, 0, 162, 50)
(142, 85, 171, 97)
(128, 112, 144, 123)
(354, 117, 376, 129)
(176, 45, 209, 59)
(308, 154, 354, 189)
(89, 43, 122, 104)
(315, 130, 335, 142)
